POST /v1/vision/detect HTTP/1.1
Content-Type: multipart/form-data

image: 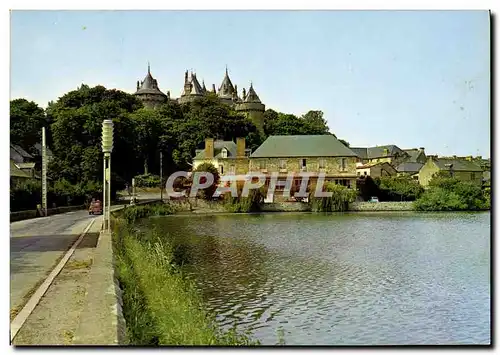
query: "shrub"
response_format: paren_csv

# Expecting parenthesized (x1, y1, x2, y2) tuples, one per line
(375, 175, 424, 201)
(414, 175, 489, 211)
(121, 203, 177, 224)
(309, 182, 357, 212)
(134, 174, 161, 188)
(223, 185, 265, 213)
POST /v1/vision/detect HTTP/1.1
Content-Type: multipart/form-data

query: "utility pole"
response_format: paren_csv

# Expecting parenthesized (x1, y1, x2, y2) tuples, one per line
(160, 151, 163, 201)
(41, 127, 48, 217)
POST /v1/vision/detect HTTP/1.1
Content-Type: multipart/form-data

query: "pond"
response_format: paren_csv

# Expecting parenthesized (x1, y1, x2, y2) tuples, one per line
(143, 212, 490, 345)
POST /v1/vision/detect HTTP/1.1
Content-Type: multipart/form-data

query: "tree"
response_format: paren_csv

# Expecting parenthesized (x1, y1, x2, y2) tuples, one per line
(191, 162, 220, 200)
(48, 85, 142, 189)
(376, 176, 424, 201)
(301, 110, 330, 135)
(130, 108, 166, 174)
(264, 110, 331, 137)
(10, 99, 49, 155)
(339, 139, 350, 147)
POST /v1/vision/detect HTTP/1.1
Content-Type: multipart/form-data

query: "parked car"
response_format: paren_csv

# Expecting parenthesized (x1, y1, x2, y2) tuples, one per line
(369, 196, 379, 203)
(89, 200, 103, 215)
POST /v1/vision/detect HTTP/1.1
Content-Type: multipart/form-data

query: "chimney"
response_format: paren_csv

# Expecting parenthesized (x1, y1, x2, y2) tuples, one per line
(205, 138, 214, 159)
(477, 156, 482, 160)
(236, 137, 245, 158)
(452, 155, 457, 159)
(383, 148, 389, 156)
(419, 147, 425, 152)
(466, 155, 472, 161)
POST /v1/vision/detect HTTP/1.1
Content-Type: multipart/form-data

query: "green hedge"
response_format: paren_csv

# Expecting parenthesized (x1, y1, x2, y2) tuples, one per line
(134, 174, 161, 188)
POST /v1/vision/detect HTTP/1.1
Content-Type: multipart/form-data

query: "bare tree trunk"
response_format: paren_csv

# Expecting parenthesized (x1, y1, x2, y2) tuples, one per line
(144, 159, 148, 175)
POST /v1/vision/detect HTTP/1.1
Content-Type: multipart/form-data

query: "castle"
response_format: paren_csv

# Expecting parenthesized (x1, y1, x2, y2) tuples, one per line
(134, 64, 265, 132)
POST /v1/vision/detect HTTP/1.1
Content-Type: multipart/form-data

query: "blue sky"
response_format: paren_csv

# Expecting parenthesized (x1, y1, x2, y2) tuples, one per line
(10, 10, 490, 157)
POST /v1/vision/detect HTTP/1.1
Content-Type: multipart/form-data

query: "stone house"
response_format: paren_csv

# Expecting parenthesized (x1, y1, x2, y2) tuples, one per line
(356, 161, 398, 178)
(249, 135, 358, 198)
(193, 138, 251, 176)
(418, 156, 483, 187)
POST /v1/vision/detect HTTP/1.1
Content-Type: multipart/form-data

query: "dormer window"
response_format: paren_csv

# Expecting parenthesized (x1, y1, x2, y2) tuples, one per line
(221, 148, 228, 159)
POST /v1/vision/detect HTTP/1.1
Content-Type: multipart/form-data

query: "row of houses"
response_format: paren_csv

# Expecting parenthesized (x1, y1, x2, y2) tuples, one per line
(192, 135, 490, 191)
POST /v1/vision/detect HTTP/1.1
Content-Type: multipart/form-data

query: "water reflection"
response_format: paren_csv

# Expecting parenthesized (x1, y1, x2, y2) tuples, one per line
(145, 212, 490, 345)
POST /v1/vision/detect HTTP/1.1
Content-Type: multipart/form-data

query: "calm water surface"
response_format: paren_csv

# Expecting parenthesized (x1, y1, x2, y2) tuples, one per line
(145, 212, 490, 345)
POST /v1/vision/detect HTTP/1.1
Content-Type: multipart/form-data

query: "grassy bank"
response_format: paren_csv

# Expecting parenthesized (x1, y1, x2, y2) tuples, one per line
(113, 204, 258, 345)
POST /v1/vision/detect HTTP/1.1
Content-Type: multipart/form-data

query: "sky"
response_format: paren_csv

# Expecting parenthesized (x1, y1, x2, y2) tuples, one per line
(10, 10, 490, 158)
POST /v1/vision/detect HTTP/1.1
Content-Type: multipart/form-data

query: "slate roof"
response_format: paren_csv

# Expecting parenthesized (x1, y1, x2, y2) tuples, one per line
(433, 158, 482, 172)
(350, 147, 368, 159)
(218, 68, 235, 99)
(189, 73, 204, 96)
(250, 135, 357, 158)
(396, 162, 424, 173)
(351, 145, 406, 159)
(135, 64, 167, 96)
(10, 144, 33, 161)
(244, 84, 261, 103)
(194, 141, 238, 160)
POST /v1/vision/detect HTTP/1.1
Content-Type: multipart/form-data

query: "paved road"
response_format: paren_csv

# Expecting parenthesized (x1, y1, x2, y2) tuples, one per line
(10, 210, 101, 314)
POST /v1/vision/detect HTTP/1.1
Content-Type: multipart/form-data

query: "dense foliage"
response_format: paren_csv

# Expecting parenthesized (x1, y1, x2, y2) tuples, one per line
(190, 163, 221, 200)
(10, 85, 340, 210)
(375, 176, 425, 201)
(223, 182, 266, 213)
(10, 178, 102, 212)
(134, 174, 162, 188)
(414, 174, 489, 211)
(309, 182, 357, 212)
(356, 175, 424, 202)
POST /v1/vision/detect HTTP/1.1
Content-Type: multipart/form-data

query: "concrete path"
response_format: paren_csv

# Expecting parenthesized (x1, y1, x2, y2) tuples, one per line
(10, 210, 100, 317)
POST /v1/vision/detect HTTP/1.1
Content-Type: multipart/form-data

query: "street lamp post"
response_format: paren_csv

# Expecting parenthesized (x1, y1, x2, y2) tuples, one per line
(102, 119, 114, 232)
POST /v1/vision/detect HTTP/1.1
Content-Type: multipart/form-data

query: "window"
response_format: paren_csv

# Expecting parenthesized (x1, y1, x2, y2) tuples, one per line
(301, 159, 307, 168)
(220, 165, 224, 174)
(319, 158, 326, 169)
(357, 171, 361, 176)
(221, 149, 227, 159)
(364, 171, 367, 176)
(259, 160, 266, 169)
(230, 164, 235, 173)
(341, 158, 346, 171)
(279, 159, 286, 169)
(471, 172, 476, 180)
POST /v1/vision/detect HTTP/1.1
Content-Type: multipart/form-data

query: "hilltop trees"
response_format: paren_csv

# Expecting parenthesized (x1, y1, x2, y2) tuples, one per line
(10, 83, 346, 209)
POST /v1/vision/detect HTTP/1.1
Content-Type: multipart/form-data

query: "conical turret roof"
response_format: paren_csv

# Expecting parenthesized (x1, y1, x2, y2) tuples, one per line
(217, 67, 235, 99)
(244, 83, 261, 103)
(189, 73, 204, 95)
(135, 63, 167, 96)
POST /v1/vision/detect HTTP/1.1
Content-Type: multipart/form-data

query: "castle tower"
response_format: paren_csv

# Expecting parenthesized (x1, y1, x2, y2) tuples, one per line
(178, 71, 206, 104)
(133, 63, 168, 109)
(235, 83, 265, 133)
(217, 67, 236, 105)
